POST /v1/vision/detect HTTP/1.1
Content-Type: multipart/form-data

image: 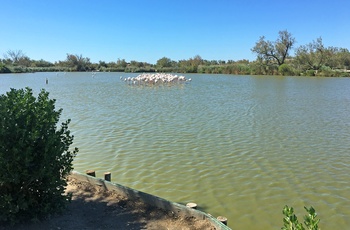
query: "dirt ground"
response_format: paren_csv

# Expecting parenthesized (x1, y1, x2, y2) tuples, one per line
(1, 176, 217, 230)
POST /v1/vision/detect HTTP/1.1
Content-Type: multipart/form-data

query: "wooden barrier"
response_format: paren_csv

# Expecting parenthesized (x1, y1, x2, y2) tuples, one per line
(104, 172, 111, 181)
(86, 170, 96, 177)
(81, 170, 230, 229)
(217, 216, 228, 225)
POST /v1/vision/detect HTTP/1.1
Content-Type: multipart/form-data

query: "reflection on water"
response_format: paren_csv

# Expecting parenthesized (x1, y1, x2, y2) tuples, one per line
(1, 72, 350, 229)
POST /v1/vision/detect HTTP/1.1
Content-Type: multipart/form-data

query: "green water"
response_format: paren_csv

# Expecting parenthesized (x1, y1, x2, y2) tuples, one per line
(1, 72, 349, 229)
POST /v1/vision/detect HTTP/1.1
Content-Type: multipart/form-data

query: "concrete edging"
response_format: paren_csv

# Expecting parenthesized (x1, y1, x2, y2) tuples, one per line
(70, 171, 231, 230)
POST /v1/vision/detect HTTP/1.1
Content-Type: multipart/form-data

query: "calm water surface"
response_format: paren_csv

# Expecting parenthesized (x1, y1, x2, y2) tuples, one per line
(1, 72, 350, 229)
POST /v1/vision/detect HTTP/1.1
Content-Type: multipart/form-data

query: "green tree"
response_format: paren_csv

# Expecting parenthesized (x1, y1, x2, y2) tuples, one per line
(156, 57, 173, 68)
(190, 55, 203, 67)
(180, 55, 203, 73)
(3, 50, 27, 65)
(65, 54, 91, 71)
(294, 37, 330, 72)
(338, 48, 350, 69)
(98, 60, 108, 69)
(0, 88, 78, 224)
(252, 30, 295, 66)
(327, 47, 350, 70)
(3, 50, 32, 67)
(129, 60, 144, 68)
(17, 56, 32, 67)
(117, 58, 127, 68)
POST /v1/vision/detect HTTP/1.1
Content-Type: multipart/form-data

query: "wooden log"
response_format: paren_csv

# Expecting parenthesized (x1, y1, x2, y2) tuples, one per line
(186, 202, 197, 209)
(217, 216, 228, 225)
(104, 172, 111, 181)
(86, 170, 96, 177)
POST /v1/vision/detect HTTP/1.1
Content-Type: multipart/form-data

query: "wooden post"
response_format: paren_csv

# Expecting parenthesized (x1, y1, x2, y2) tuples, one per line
(86, 170, 96, 177)
(186, 202, 197, 209)
(217, 216, 228, 226)
(104, 172, 111, 181)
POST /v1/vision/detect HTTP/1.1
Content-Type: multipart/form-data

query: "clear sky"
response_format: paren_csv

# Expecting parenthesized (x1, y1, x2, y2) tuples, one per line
(1, 0, 349, 64)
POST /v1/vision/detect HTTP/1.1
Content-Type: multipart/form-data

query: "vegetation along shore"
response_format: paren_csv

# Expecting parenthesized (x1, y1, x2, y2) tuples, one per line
(1, 30, 349, 77)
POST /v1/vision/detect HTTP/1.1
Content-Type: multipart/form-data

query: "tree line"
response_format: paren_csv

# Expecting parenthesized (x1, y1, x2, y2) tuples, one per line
(250, 30, 350, 77)
(1, 30, 350, 76)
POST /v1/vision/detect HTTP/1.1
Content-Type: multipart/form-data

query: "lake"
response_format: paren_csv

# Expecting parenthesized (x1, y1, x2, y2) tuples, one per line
(1, 72, 349, 229)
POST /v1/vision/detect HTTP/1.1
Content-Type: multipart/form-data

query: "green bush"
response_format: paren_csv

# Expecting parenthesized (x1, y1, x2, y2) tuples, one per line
(282, 205, 320, 230)
(278, 64, 295, 76)
(305, 70, 316, 76)
(0, 63, 11, 73)
(0, 88, 78, 224)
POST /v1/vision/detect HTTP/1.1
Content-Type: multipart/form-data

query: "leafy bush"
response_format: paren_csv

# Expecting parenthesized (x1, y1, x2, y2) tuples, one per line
(0, 63, 11, 73)
(278, 64, 295, 76)
(282, 205, 320, 230)
(0, 88, 78, 224)
(305, 70, 316, 76)
(10, 66, 26, 73)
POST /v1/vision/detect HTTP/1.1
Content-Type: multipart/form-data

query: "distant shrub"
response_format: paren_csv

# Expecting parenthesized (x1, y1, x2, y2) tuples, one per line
(316, 66, 333, 77)
(125, 66, 156, 73)
(10, 66, 26, 73)
(0, 88, 78, 224)
(0, 63, 11, 73)
(28, 67, 70, 72)
(278, 64, 295, 76)
(305, 70, 316, 76)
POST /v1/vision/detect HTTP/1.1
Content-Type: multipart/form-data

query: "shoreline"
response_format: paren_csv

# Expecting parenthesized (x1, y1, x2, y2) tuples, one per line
(1, 171, 230, 230)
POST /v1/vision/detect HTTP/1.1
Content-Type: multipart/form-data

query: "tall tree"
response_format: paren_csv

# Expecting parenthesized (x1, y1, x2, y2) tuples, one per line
(3, 50, 28, 65)
(117, 58, 127, 68)
(252, 30, 295, 66)
(294, 37, 330, 71)
(191, 55, 203, 66)
(65, 54, 91, 71)
(326, 47, 350, 70)
(156, 57, 173, 68)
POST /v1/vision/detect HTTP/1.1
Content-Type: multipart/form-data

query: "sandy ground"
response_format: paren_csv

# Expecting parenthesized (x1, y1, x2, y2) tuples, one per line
(1, 176, 217, 230)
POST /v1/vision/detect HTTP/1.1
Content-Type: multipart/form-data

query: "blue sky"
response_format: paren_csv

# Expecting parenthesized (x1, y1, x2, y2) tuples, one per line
(1, 0, 349, 64)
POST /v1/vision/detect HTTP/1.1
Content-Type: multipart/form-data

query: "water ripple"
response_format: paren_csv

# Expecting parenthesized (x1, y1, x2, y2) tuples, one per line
(2, 73, 350, 230)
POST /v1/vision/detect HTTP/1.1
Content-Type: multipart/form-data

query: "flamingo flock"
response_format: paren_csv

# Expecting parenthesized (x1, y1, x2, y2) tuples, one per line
(121, 73, 191, 86)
